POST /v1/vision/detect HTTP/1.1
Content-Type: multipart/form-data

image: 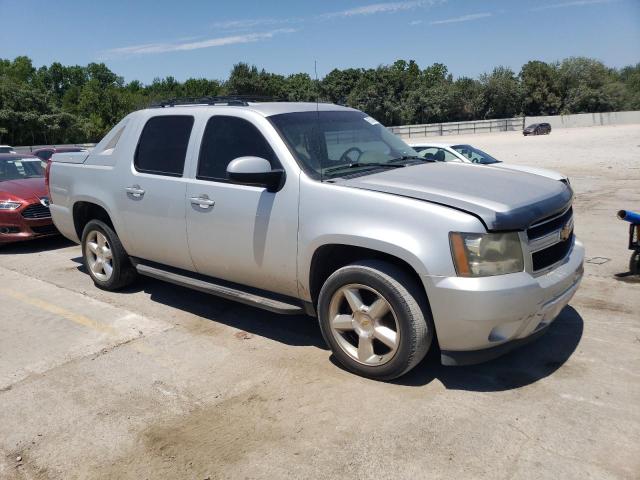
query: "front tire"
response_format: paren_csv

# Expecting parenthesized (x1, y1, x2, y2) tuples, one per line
(630, 251, 640, 275)
(81, 219, 136, 290)
(318, 260, 432, 380)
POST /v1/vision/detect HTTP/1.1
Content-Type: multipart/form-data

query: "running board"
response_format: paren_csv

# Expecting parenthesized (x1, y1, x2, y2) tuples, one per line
(135, 263, 304, 315)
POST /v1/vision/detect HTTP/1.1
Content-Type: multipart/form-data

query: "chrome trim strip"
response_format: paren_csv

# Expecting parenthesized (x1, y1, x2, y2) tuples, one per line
(528, 204, 572, 230)
(528, 216, 574, 253)
(529, 230, 562, 253)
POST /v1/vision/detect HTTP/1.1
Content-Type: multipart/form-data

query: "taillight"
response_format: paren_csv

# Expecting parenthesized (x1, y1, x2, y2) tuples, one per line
(45, 160, 52, 195)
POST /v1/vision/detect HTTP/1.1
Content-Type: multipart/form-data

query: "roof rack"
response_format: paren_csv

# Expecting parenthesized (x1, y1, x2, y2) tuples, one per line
(149, 95, 279, 108)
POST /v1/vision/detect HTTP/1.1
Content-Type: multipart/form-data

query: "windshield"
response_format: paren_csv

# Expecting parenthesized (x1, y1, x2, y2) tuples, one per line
(0, 147, 15, 153)
(451, 145, 501, 165)
(269, 111, 419, 179)
(0, 157, 45, 181)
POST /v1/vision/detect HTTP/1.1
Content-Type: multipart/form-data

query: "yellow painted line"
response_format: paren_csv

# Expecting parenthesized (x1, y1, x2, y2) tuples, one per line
(0, 287, 117, 335)
(131, 342, 155, 355)
(1, 286, 169, 363)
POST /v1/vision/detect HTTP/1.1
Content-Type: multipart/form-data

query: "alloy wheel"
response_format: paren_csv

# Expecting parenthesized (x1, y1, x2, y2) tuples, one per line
(85, 230, 113, 282)
(328, 283, 400, 366)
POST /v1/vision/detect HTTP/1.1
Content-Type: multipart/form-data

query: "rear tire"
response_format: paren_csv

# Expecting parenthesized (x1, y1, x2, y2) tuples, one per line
(81, 219, 136, 291)
(318, 260, 432, 380)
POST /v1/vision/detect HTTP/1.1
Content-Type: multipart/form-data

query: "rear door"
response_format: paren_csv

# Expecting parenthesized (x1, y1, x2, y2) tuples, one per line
(184, 114, 299, 297)
(116, 115, 196, 271)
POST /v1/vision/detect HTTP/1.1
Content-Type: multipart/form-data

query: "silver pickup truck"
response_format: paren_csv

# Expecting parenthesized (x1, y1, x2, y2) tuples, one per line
(48, 99, 584, 380)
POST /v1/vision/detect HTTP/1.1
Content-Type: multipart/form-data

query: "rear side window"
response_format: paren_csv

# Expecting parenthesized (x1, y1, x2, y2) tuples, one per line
(135, 116, 194, 177)
(36, 150, 53, 161)
(197, 116, 277, 181)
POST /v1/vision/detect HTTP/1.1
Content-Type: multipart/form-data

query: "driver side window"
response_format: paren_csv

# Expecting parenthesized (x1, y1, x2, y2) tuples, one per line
(197, 116, 278, 181)
(420, 147, 458, 162)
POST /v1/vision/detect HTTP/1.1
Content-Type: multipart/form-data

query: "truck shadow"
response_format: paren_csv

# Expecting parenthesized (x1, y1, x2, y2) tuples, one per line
(74, 266, 584, 392)
(0, 235, 75, 254)
(129, 277, 329, 350)
(394, 306, 584, 391)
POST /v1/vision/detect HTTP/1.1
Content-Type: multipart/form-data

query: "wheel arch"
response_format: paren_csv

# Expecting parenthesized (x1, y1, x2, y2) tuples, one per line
(72, 199, 118, 241)
(306, 241, 429, 310)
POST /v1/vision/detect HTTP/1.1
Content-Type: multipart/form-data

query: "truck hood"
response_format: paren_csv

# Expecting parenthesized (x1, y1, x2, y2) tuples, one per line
(0, 178, 47, 201)
(335, 162, 572, 231)
(491, 163, 567, 181)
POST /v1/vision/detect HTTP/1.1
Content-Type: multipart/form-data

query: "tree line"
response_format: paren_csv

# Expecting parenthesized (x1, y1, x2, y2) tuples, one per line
(0, 55, 638, 146)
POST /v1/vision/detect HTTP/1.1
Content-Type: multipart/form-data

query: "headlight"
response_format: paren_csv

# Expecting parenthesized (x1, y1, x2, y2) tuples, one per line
(0, 201, 22, 210)
(449, 232, 524, 277)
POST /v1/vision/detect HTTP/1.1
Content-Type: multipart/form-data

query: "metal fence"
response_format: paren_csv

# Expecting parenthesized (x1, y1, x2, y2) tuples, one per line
(388, 117, 526, 139)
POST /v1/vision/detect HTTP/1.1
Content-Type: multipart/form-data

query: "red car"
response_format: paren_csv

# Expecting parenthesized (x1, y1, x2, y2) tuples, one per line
(32, 146, 88, 162)
(0, 154, 58, 244)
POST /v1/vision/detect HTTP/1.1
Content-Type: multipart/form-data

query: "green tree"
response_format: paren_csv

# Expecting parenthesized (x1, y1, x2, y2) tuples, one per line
(321, 68, 363, 104)
(520, 61, 561, 115)
(618, 63, 640, 109)
(480, 66, 522, 118)
(451, 77, 485, 120)
(0, 55, 638, 145)
(558, 57, 623, 113)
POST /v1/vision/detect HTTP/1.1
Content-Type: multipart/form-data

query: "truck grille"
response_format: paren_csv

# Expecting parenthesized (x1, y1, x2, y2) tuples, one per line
(532, 234, 574, 271)
(527, 205, 574, 272)
(22, 203, 51, 219)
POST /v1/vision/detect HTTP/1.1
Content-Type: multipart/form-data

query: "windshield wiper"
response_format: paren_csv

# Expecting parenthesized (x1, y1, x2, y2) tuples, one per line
(323, 162, 405, 174)
(389, 155, 434, 163)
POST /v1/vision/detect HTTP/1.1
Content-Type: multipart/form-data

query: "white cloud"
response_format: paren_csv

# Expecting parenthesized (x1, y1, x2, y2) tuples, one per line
(211, 17, 302, 30)
(211, 1, 445, 30)
(322, 0, 444, 19)
(429, 12, 492, 25)
(102, 29, 296, 59)
(101, 1, 450, 59)
(409, 19, 423, 25)
(530, 0, 617, 11)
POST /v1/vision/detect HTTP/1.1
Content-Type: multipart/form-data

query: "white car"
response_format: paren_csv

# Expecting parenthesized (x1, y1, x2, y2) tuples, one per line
(0, 145, 16, 154)
(409, 142, 569, 184)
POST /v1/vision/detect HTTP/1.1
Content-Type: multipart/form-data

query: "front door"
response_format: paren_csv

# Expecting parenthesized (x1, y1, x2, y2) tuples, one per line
(117, 115, 195, 271)
(185, 115, 299, 297)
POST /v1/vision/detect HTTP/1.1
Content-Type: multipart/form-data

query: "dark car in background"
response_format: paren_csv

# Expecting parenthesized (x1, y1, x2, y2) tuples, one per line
(32, 146, 88, 161)
(0, 154, 57, 244)
(523, 123, 552, 136)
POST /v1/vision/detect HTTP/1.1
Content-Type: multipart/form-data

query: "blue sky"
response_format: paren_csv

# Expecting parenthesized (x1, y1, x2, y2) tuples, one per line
(1, 0, 638, 83)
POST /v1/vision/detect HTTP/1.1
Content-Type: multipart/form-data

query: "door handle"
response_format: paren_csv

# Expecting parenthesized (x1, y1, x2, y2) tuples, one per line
(190, 195, 215, 209)
(125, 185, 146, 198)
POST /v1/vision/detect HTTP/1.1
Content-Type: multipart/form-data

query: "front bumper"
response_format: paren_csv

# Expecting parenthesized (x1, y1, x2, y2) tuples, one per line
(425, 239, 584, 365)
(0, 208, 58, 244)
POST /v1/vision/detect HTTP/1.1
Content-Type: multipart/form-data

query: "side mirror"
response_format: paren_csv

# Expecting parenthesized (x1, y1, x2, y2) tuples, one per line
(226, 156, 285, 192)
